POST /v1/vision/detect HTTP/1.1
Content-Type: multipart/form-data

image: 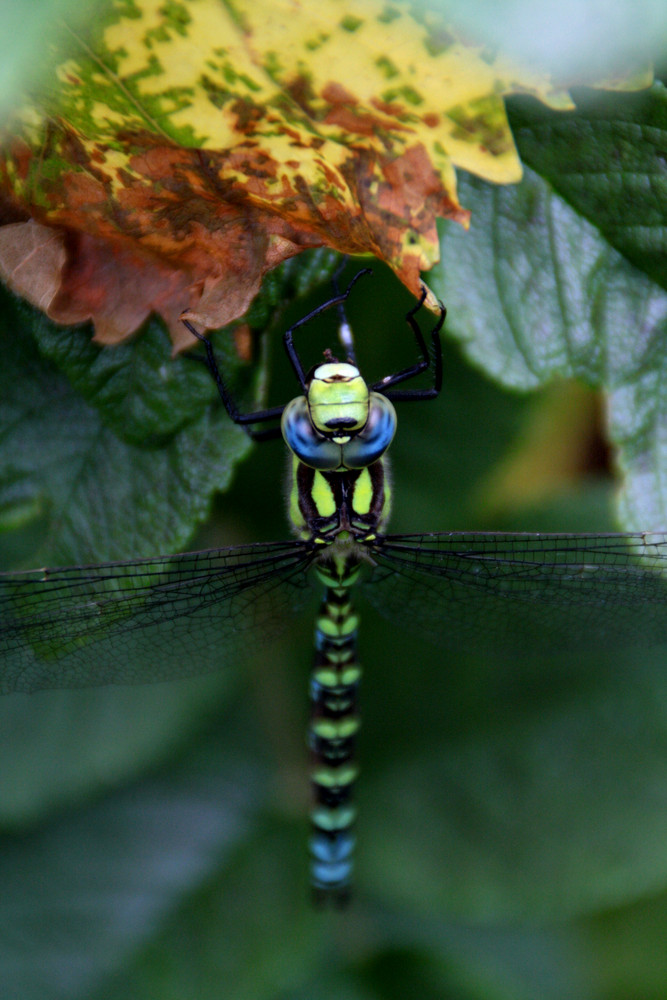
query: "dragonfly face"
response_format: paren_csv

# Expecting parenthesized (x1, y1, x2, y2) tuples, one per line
(305, 361, 371, 439)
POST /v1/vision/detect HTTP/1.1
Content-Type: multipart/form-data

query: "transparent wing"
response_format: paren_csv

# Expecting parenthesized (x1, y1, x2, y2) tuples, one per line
(0, 541, 313, 693)
(365, 532, 667, 653)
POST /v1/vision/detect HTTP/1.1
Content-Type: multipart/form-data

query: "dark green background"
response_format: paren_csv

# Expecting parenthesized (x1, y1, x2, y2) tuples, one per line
(4, 80, 667, 999)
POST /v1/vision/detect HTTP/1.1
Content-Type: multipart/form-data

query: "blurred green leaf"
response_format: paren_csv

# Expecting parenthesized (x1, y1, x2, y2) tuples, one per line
(578, 890, 667, 999)
(0, 703, 269, 1000)
(0, 676, 232, 827)
(448, 0, 665, 82)
(0, 0, 101, 116)
(363, 634, 667, 922)
(433, 165, 667, 529)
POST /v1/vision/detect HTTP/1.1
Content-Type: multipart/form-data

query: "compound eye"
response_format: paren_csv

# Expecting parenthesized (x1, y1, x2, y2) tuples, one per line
(342, 393, 397, 469)
(281, 397, 342, 470)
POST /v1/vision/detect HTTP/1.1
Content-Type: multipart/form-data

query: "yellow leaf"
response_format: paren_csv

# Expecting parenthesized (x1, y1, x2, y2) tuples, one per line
(0, 0, 652, 345)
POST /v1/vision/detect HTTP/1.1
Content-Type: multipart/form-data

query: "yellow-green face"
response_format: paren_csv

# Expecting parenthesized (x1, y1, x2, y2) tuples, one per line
(307, 363, 370, 442)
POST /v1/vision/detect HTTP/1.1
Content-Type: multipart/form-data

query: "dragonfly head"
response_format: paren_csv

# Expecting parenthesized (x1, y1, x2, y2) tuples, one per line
(281, 362, 397, 470)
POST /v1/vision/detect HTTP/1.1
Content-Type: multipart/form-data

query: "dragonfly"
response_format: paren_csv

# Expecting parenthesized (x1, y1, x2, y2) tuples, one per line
(3, 265, 667, 904)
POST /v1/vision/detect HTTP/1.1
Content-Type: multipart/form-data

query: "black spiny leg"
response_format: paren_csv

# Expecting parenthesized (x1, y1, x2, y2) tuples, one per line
(180, 267, 372, 439)
(180, 318, 285, 441)
(283, 269, 372, 390)
(373, 286, 445, 402)
(180, 266, 443, 438)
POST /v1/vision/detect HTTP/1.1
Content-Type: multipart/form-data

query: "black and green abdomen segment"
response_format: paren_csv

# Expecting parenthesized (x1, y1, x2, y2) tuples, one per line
(309, 554, 362, 900)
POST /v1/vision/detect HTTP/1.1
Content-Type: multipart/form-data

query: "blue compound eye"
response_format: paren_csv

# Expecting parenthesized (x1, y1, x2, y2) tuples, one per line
(341, 393, 397, 469)
(281, 397, 342, 470)
(282, 393, 397, 471)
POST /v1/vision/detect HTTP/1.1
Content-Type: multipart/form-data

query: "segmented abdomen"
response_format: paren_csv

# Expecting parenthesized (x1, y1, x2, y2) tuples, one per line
(309, 561, 362, 903)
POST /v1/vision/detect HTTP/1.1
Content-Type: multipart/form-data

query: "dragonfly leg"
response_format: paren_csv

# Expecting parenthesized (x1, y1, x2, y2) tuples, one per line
(180, 317, 284, 441)
(283, 269, 372, 390)
(373, 285, 445, 401)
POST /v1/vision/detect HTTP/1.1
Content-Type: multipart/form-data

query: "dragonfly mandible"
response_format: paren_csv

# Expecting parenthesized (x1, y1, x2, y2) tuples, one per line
(3, 265, 667, 904)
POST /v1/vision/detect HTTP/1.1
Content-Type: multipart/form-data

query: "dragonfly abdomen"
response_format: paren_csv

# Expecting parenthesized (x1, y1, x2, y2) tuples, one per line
(309, 566, 362, 902)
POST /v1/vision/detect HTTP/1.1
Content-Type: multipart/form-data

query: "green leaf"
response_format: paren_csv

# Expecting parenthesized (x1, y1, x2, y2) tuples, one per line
(30, 312, 223, 445)
(0, 704, 269, 1000)
(0, 250, 340, 567)
(432, 167, 667, 529)
(509, 82, 667, 291)
(363, 633, 667, 922)
(0, 291, 249, 566)
(0, 0, 91, 115)
(0, 677, 232, 827)
(578, 890, 667, 998)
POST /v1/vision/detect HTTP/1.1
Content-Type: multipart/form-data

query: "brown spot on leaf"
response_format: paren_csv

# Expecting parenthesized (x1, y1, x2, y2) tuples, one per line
(321, 81, 359, 105)
(323, 105, 393, 137)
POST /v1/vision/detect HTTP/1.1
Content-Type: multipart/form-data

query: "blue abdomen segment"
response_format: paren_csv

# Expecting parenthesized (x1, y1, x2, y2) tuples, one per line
(309, 569, 362, 902)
